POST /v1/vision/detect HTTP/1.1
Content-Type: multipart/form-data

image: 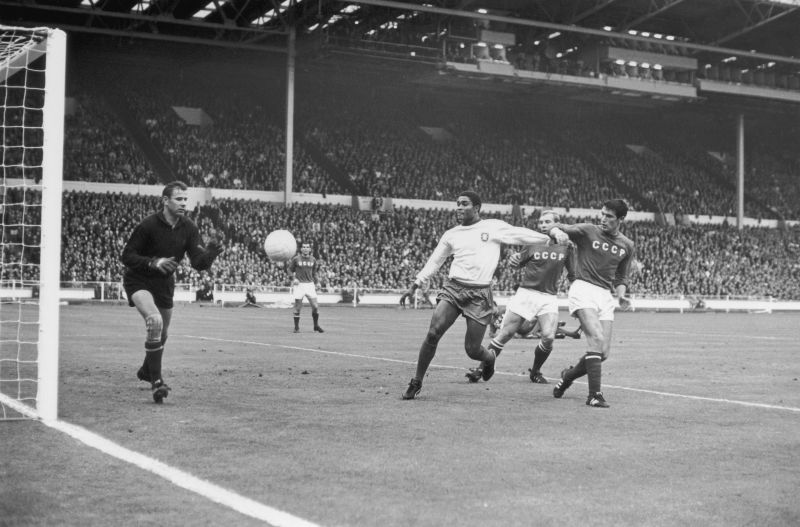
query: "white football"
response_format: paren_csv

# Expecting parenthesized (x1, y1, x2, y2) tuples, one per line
(264, 230, 297, 262)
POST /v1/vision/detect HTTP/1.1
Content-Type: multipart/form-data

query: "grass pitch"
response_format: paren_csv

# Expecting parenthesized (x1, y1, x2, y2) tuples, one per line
(2, 304, 799, 526)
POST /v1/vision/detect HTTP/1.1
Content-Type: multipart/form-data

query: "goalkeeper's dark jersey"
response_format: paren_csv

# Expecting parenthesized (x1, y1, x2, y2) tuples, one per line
(289, 254, 319, 283)
(122, 211, 217, 280)
(121, 211, 219, 308)
(517, 242, 572, 296)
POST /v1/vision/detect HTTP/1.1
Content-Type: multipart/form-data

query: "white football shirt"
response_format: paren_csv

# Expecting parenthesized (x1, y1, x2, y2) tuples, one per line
(415, 219, 551, 287)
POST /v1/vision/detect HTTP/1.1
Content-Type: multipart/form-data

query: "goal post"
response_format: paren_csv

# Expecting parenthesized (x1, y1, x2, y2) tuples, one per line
(0, 25, 66, 422)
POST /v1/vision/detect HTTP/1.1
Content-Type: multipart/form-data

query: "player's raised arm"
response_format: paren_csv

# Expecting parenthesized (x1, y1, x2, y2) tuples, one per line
(546, 222, 583, 244)
(187, 227, 225, 271)
(493, 221, 563, 245)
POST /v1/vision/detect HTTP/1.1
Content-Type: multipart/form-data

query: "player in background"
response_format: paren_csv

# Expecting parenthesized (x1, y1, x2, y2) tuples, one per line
(549, 199, 635, 408)
(121, 181, 224, 403)
(288, 242, 324, 333)
(399, 281, 434, 309)
(466, 210, 574, 384)
(401, 191, 568, 400)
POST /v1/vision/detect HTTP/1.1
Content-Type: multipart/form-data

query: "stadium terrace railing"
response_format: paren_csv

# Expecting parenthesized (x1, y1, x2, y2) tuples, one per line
(2, 281, 799, 313)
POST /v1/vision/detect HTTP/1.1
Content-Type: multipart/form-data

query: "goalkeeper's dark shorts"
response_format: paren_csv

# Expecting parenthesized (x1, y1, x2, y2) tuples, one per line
(123, 273, 175, 309)
(437, 279, 494, 326)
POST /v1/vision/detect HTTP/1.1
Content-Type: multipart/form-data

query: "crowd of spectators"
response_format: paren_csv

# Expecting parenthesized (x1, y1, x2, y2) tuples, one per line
(0, 186, 41, 282)
(64, 95, 158, 185)
(6, 190, 795, 300)
(123, 81, 343, 195)
(58, 61, 800, 222)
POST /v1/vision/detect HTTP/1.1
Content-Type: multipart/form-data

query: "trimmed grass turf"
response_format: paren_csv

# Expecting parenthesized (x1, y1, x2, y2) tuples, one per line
(2, 304, 799, 526)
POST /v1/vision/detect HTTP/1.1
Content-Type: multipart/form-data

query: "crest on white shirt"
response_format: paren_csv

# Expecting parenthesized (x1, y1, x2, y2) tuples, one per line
(481, 232, 489, 241)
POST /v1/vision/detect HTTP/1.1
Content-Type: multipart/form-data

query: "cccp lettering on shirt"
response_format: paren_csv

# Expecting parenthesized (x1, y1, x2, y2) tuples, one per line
(592, 240, 627, 257)
(532, 251, 565, 261)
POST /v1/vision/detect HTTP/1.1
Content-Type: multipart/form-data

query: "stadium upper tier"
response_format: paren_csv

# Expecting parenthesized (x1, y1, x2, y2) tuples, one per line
(60, 49, 800, 222)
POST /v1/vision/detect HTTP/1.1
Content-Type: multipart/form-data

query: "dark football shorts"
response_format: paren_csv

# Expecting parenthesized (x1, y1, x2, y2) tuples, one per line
(437, 279, 494, 326)
(123, 274, 175, 309)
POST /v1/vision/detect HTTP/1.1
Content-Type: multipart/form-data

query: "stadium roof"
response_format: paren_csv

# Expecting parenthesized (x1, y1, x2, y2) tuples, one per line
(1, 0, 798, 68)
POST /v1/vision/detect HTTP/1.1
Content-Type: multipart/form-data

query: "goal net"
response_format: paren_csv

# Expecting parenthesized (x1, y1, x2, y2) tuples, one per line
(0, 25, 66, 421)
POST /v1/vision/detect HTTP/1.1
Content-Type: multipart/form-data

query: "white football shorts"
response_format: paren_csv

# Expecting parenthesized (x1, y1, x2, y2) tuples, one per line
(568, 279, 616, 321)
(506, 287, 559, 321)
(292, 282, 318, 300)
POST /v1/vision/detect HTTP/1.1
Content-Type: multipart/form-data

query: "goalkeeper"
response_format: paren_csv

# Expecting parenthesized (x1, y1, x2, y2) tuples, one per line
(121, 181, 224, 403)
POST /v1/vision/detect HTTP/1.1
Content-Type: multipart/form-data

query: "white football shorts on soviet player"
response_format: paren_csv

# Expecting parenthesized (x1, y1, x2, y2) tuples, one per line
(506, 287, 559, 321)
(568, 279, 616, 321)
(293, 282, 317, 300)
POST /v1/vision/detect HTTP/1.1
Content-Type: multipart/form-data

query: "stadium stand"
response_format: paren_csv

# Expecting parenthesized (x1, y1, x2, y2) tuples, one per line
(25, 191, 794, 300)
(60, 61, 798, 222)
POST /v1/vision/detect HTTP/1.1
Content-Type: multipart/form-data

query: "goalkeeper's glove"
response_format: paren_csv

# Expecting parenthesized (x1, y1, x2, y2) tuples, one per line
(206, 230, 225, 256)
(152, 257, 178, 275)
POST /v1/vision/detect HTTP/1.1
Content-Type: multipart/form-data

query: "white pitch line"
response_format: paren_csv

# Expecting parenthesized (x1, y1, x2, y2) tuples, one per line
(0, 394, 320, 527)
(591, 383, 800, 412)
(184, 335, 800, 414)
(632, 329, 797, 341)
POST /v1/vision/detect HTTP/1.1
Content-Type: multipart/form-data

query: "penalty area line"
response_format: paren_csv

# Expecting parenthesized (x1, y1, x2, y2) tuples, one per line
(183, 335, 800, 414)
(0, 394, 320, 527)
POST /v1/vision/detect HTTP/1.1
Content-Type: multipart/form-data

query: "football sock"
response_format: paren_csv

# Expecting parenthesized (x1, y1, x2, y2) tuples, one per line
(585, 352, 603, 393)
(144, 314, 164, 382)
(293, 315, 300, 330)
(312, 312, 320, 327)
(488, 339, 504, 359)
(532, 342, 552, 372)
(564, 355, 588, 382)
(144, 340, 164, 382)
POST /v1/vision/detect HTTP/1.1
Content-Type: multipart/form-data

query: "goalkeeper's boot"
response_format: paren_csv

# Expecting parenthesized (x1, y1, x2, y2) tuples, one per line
(586, 392, 610, 408)
(314, 325, 324, 333)
(402, 378, 422, 400)
(151, 379, 171, 404)
(529, 369, 549, 384)
(465, 366, 483, 383)
(552, 367, 573, 398)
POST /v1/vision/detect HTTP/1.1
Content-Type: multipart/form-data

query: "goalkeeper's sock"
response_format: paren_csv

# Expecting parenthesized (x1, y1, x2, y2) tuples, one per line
(144, 340, 164, 382)
(312, 312, 320, 327)
(532, 342, 552, 372)
(585, 352, 603, 394)
(293, 316, 300, 331)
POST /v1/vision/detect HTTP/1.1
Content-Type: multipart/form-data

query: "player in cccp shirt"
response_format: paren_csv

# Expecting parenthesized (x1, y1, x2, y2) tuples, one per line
(549, 199, 635, 408)
(287, 242, 324, 333)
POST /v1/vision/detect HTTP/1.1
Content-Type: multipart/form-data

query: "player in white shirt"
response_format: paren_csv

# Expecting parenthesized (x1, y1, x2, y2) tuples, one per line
(401, 191, 568, 400)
